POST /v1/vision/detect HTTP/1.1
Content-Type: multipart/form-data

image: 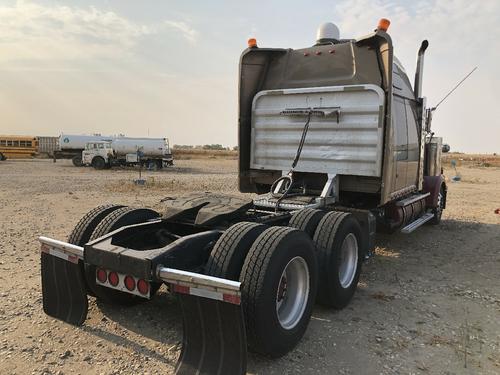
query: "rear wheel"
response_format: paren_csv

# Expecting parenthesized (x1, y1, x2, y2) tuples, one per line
(289, 208, 326, 237)
(206, 222, 267, 280)
(67, 204, 126, 296)
(85, 207, 161, 305)
(429, 187, 445, 225)
(72, 155, 83, 167)
(91, 156, 106, 170)
(240, 226, 317, 357)
(313, 212, 363, 309)
(68, 204, 126, 246)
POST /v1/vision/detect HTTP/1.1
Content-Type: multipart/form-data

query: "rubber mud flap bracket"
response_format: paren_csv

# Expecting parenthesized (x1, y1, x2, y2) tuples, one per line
(176, 294, 247, 375)
(41, 252, 88, 326)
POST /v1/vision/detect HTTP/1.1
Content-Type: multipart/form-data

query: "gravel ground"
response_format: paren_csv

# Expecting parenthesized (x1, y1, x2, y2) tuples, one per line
(0, 158, 499, 375)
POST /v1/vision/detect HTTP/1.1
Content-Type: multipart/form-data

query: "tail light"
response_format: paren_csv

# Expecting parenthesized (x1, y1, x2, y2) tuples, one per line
(108, 271, 119, 287)
(96, 268, 107, 283)
(137, 279, 149, 295)
(124, 275, 136, 291)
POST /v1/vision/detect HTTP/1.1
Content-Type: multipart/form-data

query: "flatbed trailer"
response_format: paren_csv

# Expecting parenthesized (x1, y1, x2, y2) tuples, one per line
(39, 19, 448, 374)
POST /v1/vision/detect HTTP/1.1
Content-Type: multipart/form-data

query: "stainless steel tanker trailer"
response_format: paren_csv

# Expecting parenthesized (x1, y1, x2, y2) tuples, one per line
(39, 19, 448, 374)
(54, 134, 173, 168)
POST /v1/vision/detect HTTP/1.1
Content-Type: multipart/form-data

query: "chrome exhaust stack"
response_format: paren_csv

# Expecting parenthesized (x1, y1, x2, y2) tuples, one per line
(414, 40, 429, 99)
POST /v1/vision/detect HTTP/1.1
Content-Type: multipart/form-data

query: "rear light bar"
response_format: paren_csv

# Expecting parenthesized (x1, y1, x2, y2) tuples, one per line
(157, 267, 242, 306)
(38, 237, 242, 306)
(96, 268, 151, 298)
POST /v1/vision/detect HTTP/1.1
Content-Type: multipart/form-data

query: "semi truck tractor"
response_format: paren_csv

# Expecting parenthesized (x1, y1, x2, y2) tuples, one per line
(82, 139, 174, 169)
(55, 134, 173, 167)
(39, 19, 448, 374)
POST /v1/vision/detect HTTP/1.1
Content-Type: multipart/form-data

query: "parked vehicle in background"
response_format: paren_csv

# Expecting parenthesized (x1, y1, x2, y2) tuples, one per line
(54, 134, 173, 167)
(0, 135, 38, 159)
(82, 139, 173, 169)
(36, 136, 59, 158)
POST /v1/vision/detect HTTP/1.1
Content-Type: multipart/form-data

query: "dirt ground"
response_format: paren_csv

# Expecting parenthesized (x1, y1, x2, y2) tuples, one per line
(0, 158, 499, 375)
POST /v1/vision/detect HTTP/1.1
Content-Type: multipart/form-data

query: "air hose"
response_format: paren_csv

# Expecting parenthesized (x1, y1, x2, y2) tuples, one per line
(270, 110, 313, 209)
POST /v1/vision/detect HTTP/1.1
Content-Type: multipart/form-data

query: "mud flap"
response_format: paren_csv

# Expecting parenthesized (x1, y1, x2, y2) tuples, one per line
(41, 251, 88, 326)
(176, 294, 247, 375)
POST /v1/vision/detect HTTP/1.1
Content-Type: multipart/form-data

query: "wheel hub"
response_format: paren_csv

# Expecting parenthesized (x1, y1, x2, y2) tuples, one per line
(338, 233, 358, 289)
(277, 275, 288, 302)
(275, 256, 310, 330)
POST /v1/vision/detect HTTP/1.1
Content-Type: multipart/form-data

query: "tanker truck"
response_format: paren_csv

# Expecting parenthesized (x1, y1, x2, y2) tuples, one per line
(38, 19, 448, 374)
(54, 134, 173, 168)
(81, 138, 174, 169)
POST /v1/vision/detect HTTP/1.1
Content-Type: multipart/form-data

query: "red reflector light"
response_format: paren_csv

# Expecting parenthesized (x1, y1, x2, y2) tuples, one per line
(96, 268, 107, 283)
(172, 284, 190, 295)
(223, 294, 241, 305)
(124, 275, 136, 291)
(137, 279, 150, 295)
(108, 271, 119, 286)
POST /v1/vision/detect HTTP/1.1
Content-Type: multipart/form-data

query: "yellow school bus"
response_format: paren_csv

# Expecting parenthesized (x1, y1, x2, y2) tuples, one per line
(0, 135, 38, 159)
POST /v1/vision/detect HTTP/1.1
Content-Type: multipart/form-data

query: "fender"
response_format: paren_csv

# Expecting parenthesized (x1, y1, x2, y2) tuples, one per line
(423, 175, 446, 208)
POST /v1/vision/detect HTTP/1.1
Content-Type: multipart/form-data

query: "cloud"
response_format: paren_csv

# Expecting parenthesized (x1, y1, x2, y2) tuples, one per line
(163, 20, 199, 44)
(0, 1, 198, 63)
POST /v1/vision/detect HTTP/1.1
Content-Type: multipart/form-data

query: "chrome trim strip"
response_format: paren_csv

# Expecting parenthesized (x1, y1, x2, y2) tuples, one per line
(157, 267, 241, 295)
(39, 236, 84, 259)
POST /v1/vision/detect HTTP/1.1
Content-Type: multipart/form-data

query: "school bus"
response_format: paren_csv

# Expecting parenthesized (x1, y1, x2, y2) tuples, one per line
(0, 135, 38, 159)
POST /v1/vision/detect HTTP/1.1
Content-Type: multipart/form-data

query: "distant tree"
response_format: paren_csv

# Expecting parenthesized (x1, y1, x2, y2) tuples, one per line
(202, 144, 225, 150)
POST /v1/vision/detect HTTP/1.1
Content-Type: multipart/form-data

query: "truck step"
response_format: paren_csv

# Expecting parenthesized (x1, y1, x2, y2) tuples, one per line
(401, 212, 434, 234)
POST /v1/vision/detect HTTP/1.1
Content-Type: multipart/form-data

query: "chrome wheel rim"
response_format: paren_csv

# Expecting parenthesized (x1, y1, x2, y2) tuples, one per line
(436, 191, 443, 218)
(339, 233, 358, 288)
(276, 256, 310, 330)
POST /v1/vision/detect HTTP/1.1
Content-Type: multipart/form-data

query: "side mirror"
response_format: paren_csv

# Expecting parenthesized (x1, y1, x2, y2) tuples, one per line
(442, 144, 450, 153)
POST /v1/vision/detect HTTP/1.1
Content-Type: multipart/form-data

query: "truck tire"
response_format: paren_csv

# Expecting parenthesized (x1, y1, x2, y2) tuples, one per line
(89, 207, 160, 241)
(85, 207, 161, 305)
(289, 208, 326, 237)
(205, 222, 267, 280)
(91, 156, 106, 170)
(68, 204, 126, 246)
(67, 204, 126, 296)
(240, 226, 317, 357)
(429, 186, 445, 225)
(313, 212, 363, 309)
(72, 155, 83, 167)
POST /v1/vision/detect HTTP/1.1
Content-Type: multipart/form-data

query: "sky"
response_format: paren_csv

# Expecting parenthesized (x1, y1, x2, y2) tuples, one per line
(0, 0, 498, 153)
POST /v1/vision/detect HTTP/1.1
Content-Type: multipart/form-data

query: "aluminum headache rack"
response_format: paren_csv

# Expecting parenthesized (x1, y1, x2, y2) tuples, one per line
(39, 236, 247, 375)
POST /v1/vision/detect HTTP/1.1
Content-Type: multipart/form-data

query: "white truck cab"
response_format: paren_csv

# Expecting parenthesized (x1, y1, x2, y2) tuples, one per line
(82, 141, 114, 169)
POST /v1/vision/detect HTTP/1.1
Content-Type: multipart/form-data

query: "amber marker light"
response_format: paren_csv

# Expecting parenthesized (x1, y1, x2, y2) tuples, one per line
(378, 18, 391, 32)
(247, 38, 257, 48)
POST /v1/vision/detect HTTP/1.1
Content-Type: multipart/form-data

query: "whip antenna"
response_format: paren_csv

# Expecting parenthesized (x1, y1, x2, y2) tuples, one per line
(432, 66, 477, 110)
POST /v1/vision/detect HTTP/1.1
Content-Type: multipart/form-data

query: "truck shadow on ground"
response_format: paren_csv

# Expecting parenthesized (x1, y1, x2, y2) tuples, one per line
(88, 218, 499, 371)
(80, 323, 178, 367)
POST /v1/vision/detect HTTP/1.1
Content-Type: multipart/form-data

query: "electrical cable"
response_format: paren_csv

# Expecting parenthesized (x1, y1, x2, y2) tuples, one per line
(270, 110, 313, 210)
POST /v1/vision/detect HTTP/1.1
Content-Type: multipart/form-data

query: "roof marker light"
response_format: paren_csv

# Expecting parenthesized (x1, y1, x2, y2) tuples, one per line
(247, 38, 257, 48)
(378, 18, 391, 32)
